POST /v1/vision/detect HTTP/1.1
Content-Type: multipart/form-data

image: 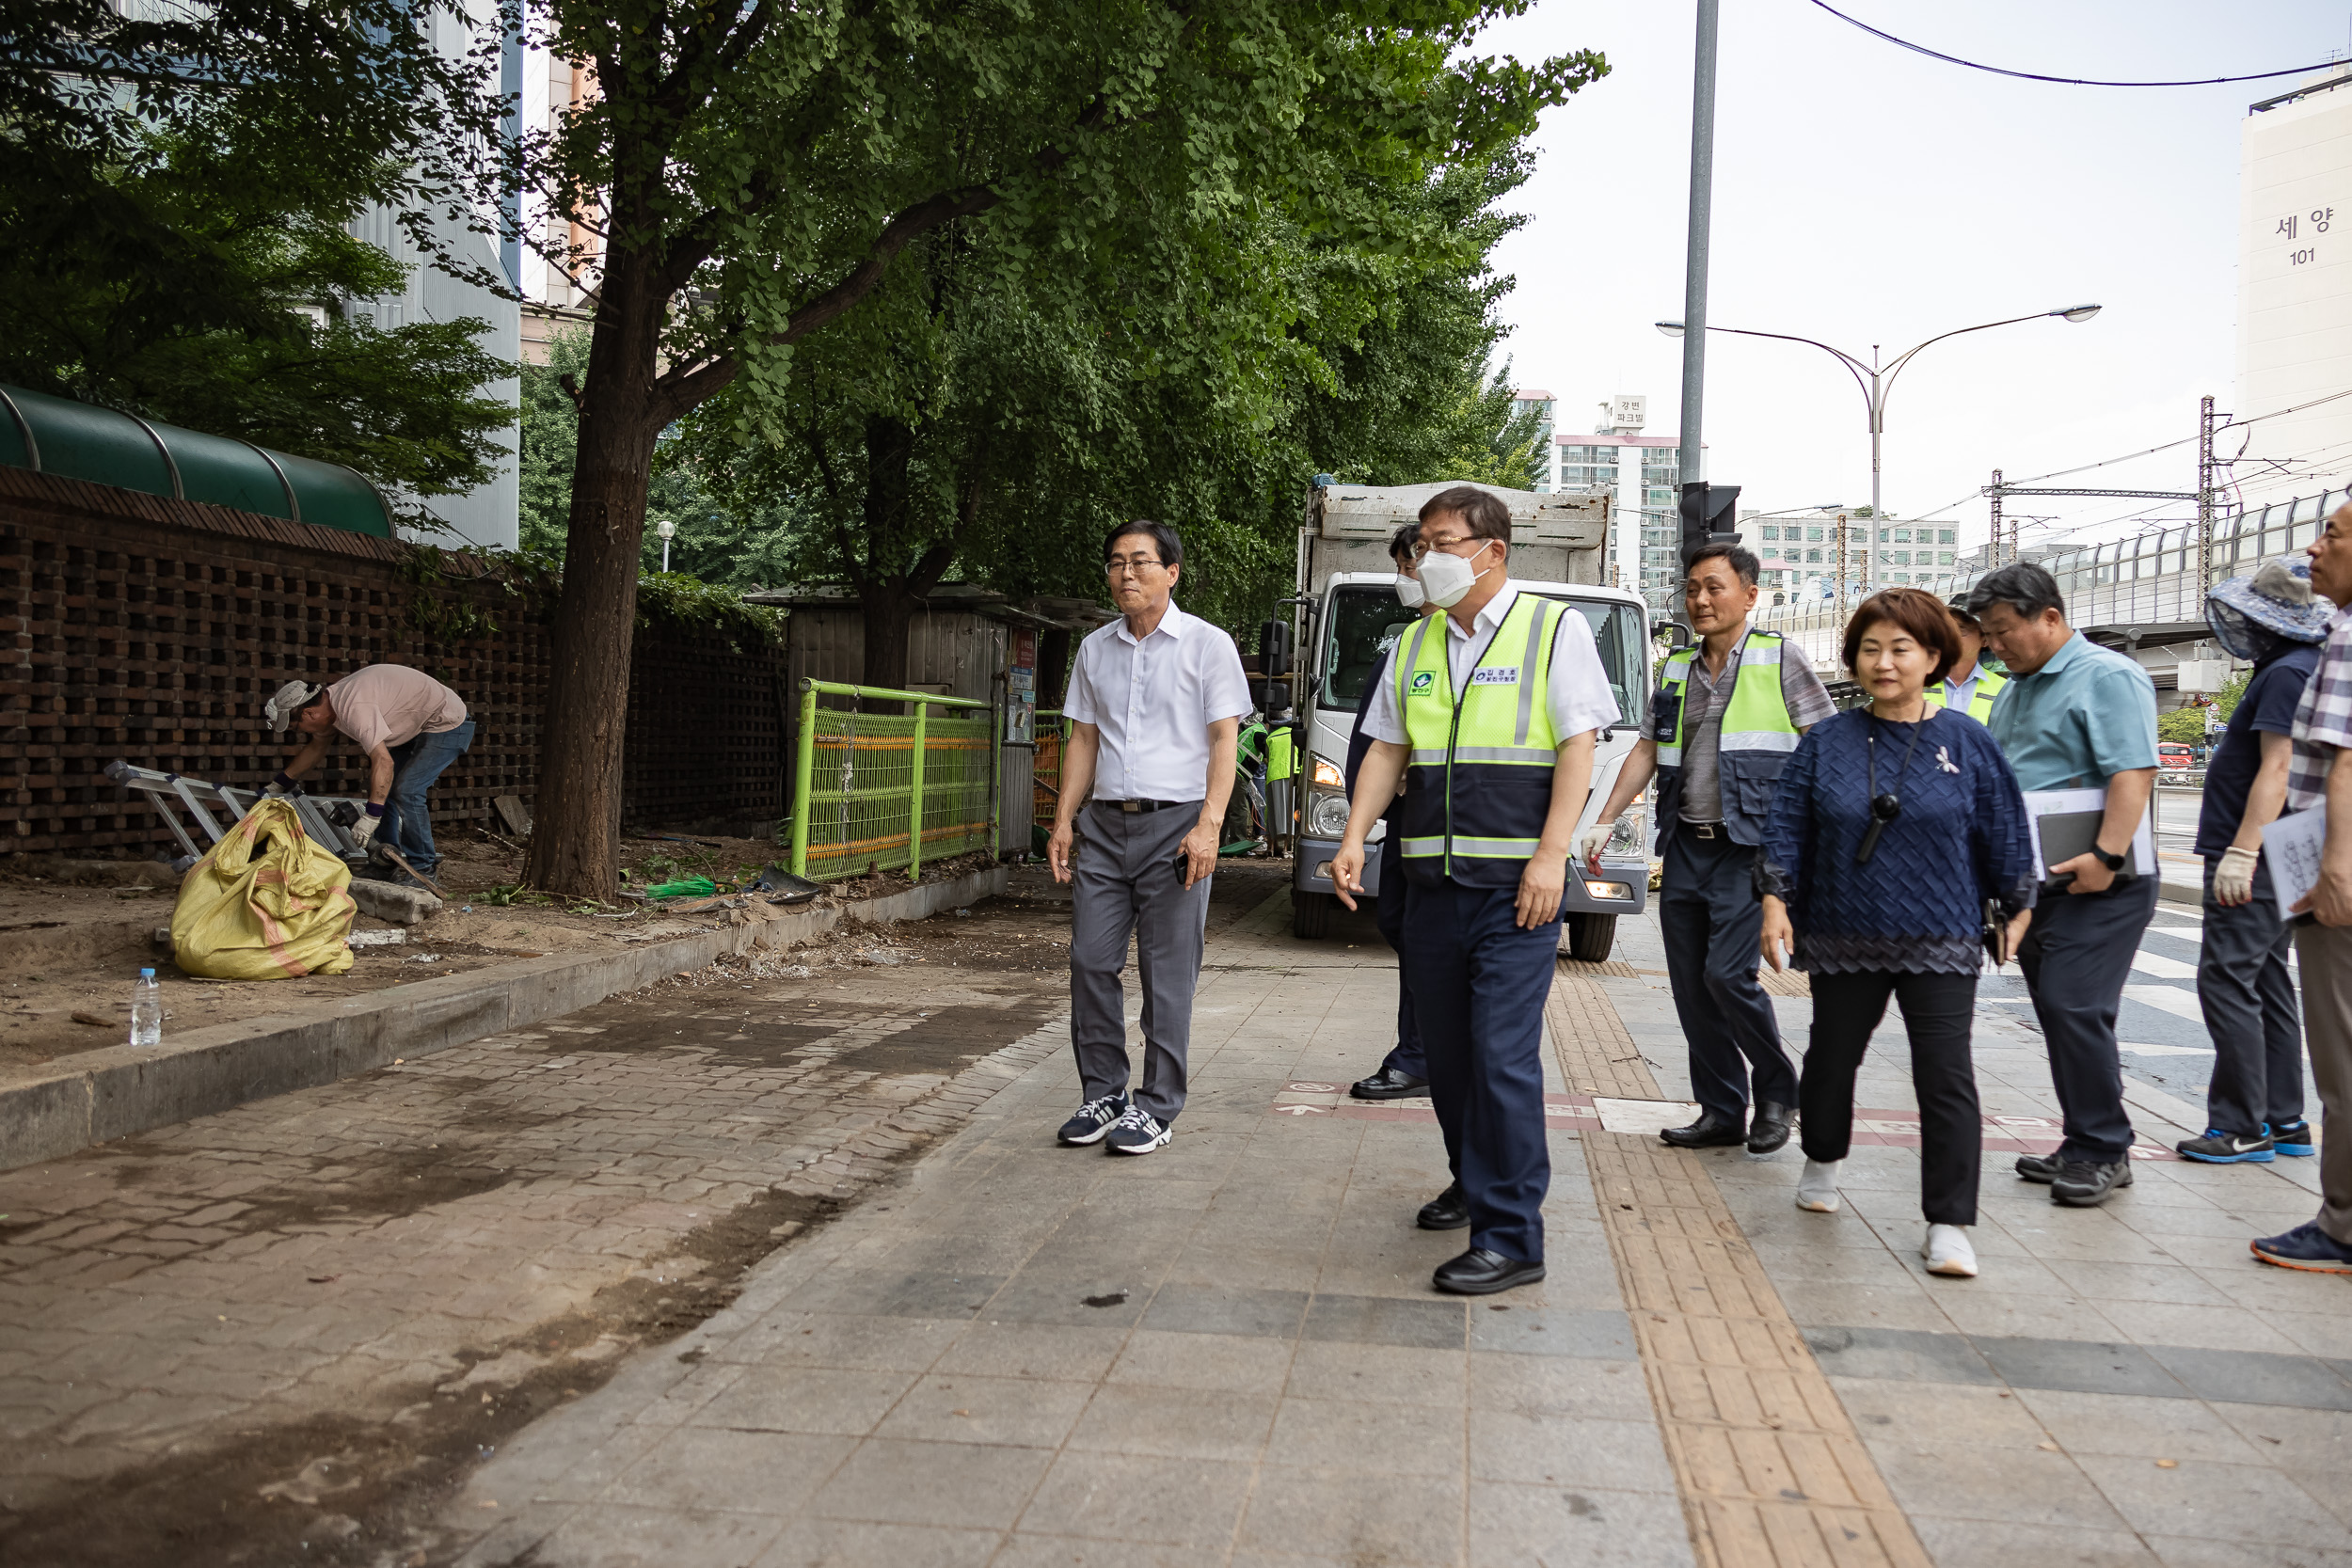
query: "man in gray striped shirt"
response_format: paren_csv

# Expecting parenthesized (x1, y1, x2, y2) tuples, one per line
(2263, 500, 2352, 1273)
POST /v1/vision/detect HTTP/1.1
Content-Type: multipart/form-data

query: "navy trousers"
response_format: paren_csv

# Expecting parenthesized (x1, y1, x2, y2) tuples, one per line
(1373, 833, 1427, 1082)
(1401, 877, 1556, 1262)
(1660, 822, 1797, 1120)
(2198, 855, 2305, 1136)
(2018, 876, 2156, 1164)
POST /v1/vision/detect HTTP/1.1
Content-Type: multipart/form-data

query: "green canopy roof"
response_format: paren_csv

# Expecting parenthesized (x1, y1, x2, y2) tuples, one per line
(0, 383, 392, 538)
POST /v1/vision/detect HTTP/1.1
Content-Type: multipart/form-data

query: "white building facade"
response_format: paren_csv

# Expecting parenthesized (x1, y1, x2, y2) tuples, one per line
(2237, 72, 2352, 508)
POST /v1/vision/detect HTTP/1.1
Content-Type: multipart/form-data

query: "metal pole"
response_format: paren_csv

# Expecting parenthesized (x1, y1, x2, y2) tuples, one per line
(790, 683, 818, 878)
(907, 700, 929, 880)
(1836, 512, 1848, 626)
(1989, 468, 2004, 567)
(1868, 351, 1883, 523)
(2197, 394, 2219, 597)
(1676, 0, 1720, 500)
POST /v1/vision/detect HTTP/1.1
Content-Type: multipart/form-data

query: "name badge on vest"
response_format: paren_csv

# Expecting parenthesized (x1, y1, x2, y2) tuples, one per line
(1469, 666, 1518, 687)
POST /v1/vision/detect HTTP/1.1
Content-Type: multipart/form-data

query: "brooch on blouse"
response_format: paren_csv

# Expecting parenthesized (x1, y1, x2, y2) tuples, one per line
(1934, 745, 1960, 775)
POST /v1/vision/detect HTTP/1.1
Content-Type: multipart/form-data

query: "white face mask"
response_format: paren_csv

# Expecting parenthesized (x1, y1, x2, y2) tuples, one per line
(1393, 573, 1426, 609)
(1417, 540, 1493, 609)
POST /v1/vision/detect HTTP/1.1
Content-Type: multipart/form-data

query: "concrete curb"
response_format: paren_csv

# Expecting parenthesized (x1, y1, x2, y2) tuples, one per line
(0, 864, 1009, 1173)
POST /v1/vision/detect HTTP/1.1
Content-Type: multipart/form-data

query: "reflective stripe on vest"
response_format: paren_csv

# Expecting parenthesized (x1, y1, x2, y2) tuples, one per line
(1392, 594, 1563, 881)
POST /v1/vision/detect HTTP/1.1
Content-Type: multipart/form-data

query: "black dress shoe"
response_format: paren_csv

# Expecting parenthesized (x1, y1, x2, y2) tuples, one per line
(1350, 1066, 1430, 1101)
(1434, 1247, 1546, 1295)
(1660, 1109, 1747, 1148)
(1746, 1101, 1794, 1156)
(1416, 1182, 1470, 1230)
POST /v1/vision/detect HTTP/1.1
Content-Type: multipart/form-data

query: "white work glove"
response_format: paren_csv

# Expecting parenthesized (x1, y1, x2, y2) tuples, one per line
(348, 807, 383, 848)
(2214, 844, 2260, 907)
(262, 771, 297, 798)
(1573, 822, 1616, 866)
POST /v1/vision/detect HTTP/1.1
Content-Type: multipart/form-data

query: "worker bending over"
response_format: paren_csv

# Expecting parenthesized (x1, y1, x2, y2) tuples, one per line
(263, 666, 474, 884)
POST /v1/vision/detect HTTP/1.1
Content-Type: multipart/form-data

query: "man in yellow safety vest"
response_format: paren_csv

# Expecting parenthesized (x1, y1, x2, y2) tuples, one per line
(1584, 545, 1835, 1155)
(1329, 486, 1622, 1295)
(1925, 598, 2008, 721)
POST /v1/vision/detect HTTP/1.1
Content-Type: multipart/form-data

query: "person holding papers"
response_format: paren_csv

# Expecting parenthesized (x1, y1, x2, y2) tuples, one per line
(2181, 562, 2329, 1165)
(1758, 590, 2037, 1279)
(1965, 562, 2160, 1208)
(2254, 502, 2352, 1273)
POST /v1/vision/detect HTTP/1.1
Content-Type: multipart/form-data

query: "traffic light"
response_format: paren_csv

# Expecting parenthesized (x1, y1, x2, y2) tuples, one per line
(1678, 481, 1742, 568)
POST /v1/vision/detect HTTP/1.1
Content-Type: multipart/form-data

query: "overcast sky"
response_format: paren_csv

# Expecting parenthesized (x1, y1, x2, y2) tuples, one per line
(1477, 0, 2351, 555)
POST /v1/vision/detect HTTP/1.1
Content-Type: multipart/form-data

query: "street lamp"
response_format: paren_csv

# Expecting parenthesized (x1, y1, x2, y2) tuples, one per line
(655, 516, 675, 573)
(1652, 306, 2101, 519)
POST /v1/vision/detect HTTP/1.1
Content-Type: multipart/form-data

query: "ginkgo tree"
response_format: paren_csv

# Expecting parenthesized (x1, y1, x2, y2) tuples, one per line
(523, 0, 1602, 897)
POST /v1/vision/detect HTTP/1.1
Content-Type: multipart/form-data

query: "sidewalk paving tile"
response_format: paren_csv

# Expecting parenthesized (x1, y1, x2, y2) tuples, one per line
(431, 900, 2352, 1566)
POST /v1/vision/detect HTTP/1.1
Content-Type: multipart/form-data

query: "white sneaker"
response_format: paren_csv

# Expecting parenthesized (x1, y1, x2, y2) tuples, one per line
(1923, 1224, 1978, 1278)
(1794, 1159, 1842, 1212)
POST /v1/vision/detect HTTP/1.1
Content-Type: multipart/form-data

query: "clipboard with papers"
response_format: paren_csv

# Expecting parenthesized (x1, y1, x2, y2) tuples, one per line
(2022, 788, 2156, 882)
(2260, 806, 2327, 921)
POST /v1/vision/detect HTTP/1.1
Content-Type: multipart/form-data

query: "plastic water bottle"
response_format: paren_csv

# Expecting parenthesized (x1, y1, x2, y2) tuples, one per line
(131, 969, 163, 1048)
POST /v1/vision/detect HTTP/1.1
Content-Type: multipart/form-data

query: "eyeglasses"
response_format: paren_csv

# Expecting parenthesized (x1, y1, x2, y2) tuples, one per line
(1405, 534, 1478, 563)
(1105, 556, 1167, 577)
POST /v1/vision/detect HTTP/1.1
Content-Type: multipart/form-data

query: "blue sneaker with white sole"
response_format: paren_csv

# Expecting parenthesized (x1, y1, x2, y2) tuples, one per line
(1057, 1093, 1129, 1147)
(2176, 1128, 2275, 1164)
(2271, 1120, 2316, 1158)
(1104, 1104, 1172, 1155)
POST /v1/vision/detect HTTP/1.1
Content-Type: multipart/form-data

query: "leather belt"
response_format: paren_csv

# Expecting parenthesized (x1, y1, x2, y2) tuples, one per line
(1687, 821, 1722, 839)
(1099, 799, 1184, 814)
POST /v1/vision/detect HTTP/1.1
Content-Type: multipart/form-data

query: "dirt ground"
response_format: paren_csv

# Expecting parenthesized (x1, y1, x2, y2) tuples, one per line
(0, 832, 1009, 1080)
(0, 857, 1295, 1568)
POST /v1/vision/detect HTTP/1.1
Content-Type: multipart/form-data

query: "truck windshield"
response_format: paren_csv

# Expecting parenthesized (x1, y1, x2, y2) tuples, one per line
(1318, 584, 1646, 729)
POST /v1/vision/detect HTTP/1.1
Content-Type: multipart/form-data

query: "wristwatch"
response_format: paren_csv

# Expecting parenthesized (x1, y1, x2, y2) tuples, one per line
(2089, 842, 2128, 872)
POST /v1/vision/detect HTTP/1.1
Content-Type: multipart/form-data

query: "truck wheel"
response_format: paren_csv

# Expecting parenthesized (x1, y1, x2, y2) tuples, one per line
(1564, 913, 1616, 963)
(1291, 889, 1334, 940)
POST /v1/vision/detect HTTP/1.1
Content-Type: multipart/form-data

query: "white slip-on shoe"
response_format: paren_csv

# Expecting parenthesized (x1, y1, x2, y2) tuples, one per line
(1794, 1159, 1842, 1212)
(1922, 1224, 1978, 1278)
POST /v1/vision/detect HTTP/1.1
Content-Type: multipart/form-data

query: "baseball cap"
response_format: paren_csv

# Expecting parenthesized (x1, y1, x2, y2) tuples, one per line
(262, 679, 326, 733)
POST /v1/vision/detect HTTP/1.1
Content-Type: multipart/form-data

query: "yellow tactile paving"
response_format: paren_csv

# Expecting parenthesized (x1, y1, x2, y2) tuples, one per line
(1546, 969, 1662, 1099)
(1556, 972, 1931, 1568)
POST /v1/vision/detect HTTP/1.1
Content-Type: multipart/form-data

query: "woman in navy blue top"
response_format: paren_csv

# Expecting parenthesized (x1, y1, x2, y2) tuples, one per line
(1758, 589, 2039, 1280)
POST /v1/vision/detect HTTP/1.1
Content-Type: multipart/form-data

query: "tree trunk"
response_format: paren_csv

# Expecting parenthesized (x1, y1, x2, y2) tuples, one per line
(858, 582, 918, 694)
(525, 248, 667, 899)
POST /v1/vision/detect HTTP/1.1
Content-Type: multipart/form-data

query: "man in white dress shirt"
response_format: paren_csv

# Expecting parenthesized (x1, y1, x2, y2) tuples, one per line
(1048, 520, 1254, 1155)
(1329, 486, 1622, 1293)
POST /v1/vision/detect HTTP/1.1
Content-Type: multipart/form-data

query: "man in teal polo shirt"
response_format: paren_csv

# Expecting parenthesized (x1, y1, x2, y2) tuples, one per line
(1966, 562, 2159, 1208)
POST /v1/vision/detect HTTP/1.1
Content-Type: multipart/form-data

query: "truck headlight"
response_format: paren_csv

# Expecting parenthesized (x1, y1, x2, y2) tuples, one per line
(1311, 754, 1345, 788)
(1311, 793, 1352, 836)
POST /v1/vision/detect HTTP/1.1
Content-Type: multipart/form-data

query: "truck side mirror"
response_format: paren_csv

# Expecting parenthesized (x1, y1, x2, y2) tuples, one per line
(1652, 621, 1692, 650)
(1260, 618, 1294, 679)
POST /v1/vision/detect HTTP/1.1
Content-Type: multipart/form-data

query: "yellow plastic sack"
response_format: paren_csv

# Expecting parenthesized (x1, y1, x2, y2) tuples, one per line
(170, 798, 358, 980)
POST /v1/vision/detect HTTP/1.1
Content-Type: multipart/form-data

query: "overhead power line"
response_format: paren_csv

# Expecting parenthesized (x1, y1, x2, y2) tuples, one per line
(1806, 1, 2343, 87)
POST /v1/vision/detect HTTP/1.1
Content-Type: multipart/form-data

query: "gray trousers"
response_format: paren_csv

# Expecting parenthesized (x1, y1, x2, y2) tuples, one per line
(2198, 854, 2304, 1136)
(1070, 800, 1211, 1122)
(2292, 921, 2352, 1246)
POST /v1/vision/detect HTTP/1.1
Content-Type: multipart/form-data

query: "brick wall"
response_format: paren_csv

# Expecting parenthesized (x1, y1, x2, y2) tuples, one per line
(1, 468, 786, 856)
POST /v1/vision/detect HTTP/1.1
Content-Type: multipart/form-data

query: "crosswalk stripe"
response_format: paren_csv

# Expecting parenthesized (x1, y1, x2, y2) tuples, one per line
(2123, 983, 2207, 1022)
(2129, 950, 2199, 980)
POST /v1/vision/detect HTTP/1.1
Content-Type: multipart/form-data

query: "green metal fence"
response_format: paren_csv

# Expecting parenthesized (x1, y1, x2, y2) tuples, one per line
(788, 680, 997, 881)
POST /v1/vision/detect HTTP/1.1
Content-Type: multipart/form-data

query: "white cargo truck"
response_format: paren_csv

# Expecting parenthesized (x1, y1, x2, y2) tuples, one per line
(1282, 480, 1653, 959)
